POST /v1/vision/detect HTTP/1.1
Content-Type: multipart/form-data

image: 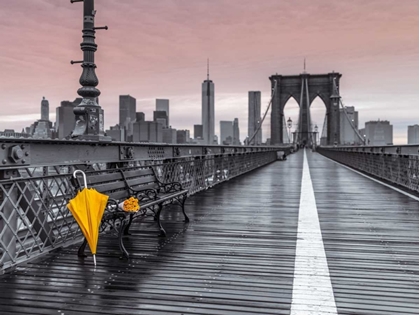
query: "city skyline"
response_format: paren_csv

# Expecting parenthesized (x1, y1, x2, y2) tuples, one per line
(0, 0, 418, 144)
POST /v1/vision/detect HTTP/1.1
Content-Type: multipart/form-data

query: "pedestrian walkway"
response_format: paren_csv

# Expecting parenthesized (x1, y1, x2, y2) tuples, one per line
(0, 150, 417, 314)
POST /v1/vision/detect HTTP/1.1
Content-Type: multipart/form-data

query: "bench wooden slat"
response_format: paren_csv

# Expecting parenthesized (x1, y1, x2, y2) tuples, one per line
(87, 172, 124, 185)
(92, 181, 127, 193)
(121, 169, 155, 178)
(126, 176, 157, 187)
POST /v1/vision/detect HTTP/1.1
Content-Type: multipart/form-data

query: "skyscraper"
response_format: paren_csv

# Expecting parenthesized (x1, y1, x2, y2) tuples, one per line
(56, 99, 79, 139)
(133, 121, 163, 143)
(220, 121, 233, 145)
(119, 95, 136, 141)
(233, 118, 240, 145)
(136, 112, 145, 122)
(119, 95, 136, 126)
(339, 106, 359, 144)
(194, 124, 203, 139)
(248, 91, 262, 145)
(202, 60, 215, 144)
(407, 124, 419, 144)
(364, 120, 393, 145)
(156, 99, 169, 126)
(153, 111, 168, 128)
(41, 96, 49, 121)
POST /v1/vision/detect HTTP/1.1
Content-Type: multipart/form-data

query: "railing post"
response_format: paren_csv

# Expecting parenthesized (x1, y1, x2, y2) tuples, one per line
(0, 170, 19, 270)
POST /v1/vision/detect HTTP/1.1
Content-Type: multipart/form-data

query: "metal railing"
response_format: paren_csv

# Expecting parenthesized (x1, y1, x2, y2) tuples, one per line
(0, 139, 291, 272)
(318, 145, 419, 193)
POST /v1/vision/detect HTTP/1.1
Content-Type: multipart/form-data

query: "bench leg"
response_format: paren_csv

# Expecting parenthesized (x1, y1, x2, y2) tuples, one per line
(181, 195, 190, 223)
(123, 213, 134, 236)
(78, 238, 88, 258)
(156, 204, 166, 237)
(118, 219, 130, 259)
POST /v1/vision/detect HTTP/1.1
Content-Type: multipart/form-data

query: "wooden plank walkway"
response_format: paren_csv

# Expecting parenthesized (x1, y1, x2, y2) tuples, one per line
(0, 150, 417, 315)
(309, 151, 419, 315)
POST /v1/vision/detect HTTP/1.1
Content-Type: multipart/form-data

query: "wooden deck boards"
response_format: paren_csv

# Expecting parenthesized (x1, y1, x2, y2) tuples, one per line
(308, 151, 418, 315)
(0, 149, 417, 315)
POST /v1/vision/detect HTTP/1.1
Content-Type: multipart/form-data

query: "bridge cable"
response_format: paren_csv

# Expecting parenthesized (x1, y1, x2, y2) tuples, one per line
(333, 78, 366, 145)
(248, 79, 278, 145)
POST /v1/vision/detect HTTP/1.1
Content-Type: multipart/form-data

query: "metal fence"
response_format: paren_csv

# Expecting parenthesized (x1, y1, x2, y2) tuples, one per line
(0, 139, 288, 272)
(318, 145, 419, 193)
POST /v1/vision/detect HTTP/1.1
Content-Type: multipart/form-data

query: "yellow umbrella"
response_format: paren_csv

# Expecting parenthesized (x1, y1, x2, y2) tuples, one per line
(67, 170, 109, 266)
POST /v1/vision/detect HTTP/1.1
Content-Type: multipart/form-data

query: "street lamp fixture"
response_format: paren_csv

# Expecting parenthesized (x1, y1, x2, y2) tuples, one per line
(287, 117, 292, 143)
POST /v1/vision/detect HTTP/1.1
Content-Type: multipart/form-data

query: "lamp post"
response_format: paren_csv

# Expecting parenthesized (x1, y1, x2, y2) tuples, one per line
(287, 117, 292, 143)
(314, 124, 318, 146)
(70, 0, 111, 141)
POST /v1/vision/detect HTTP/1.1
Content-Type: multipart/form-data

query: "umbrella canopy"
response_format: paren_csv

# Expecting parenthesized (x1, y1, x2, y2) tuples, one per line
(67, 187, 109, 262)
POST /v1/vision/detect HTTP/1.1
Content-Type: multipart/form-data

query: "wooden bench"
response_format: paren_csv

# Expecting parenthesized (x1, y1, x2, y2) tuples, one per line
(71, 166, 189, 258)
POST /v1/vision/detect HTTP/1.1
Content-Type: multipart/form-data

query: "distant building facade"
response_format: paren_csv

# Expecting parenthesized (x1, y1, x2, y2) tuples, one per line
(0, 129, 31, 139)
(163, 128, 177, 144)
(136, 112, 145, 122)
(176, 130, 189, 144)
(220, 121, 233, 145)
(407, 124, 419, 144)
(194, 124, 203, 139)
(56, 99, 80, 139)
(41, 97, 49, 121)
(133, 121, 162, 143)
(202, 75, 215, 144)
(156, 99, 169, 126)
(233, 118, 240, 145)
(339, 106, 359, 144)
(248, 91, 262, 145)
(106, 125, 125, 142)
(119, 95, 136, 140)
(364, 120, 393, 146)
(153, 110, 168, 128)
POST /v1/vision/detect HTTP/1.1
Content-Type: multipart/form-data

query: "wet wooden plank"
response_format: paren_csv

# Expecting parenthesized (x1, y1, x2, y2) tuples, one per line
(0, 150, 417, 314)
(308, 150, 419, 315)
(0, 153, 303, 315)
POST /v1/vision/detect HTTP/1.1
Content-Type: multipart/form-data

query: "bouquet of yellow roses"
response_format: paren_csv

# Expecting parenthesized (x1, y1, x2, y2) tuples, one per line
(119, 196, 140, 212)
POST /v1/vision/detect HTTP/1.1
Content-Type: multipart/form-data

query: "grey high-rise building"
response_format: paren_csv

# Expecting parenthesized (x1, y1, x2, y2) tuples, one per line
(194, 124, 203, 139)
(56, 99, 80, 139)
(133, 121, 162, 143)
(202, 62, 215, 144)
(233, 118, 240, 145)
(41, 97, 49, 121)
(407, 124, 419, 144)
(119, 95, 136, 129)
(220, 121, 233, 145)
(153, 111, 168, 128)
(339, 106, 359, 144)
(163, 128, 177, 144)
(364, 120, 393, 146)
(248, 91, 262, 145)
(176, 130, 189, 144)
(136, 112, 145, 122)
(156, 99, 169, 126)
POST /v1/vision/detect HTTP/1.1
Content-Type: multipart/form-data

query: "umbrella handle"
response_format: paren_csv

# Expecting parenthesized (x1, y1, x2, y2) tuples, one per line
(73, 170, 88, 189)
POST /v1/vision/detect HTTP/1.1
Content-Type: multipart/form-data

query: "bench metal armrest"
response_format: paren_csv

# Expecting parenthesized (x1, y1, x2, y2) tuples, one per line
(157, 181, 183, 193)
(135, 189, 158, 202)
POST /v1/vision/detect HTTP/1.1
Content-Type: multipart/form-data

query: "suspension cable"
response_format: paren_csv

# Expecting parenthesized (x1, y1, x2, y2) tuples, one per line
(332, 78, 365, 144)
(248, 79, 278, 145)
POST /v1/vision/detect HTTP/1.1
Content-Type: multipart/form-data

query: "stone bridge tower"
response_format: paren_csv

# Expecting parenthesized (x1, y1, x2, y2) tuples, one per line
(269, 72, 342, 146)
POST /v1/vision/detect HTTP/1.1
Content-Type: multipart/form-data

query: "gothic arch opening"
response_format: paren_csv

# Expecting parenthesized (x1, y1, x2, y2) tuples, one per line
(310, 96, 327, 146)
(282, 96, 300, 144)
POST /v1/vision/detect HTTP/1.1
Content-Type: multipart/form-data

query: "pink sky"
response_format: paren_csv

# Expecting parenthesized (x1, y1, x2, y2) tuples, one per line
(0, 0, 418, 144)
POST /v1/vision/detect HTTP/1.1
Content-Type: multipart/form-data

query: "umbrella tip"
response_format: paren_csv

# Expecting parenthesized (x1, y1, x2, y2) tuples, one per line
(93, 255, 96, 266)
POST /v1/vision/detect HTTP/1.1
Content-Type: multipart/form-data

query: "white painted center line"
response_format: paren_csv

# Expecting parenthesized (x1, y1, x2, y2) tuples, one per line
(290, 150, 338, 315)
